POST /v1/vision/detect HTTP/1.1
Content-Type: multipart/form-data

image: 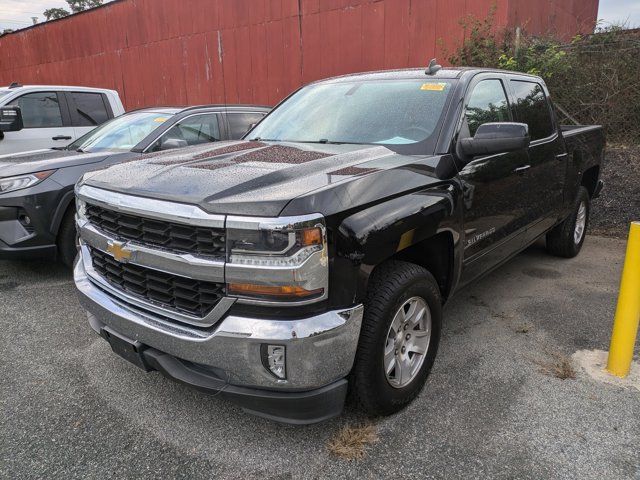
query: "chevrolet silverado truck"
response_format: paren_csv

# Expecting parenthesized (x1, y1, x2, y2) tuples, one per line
(74, 68, 604, 424)
(0, 105, 268, 265)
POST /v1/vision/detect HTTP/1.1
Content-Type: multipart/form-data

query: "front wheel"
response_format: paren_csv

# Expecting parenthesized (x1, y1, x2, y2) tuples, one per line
(58, 208, 79, 268)
(546, 186, 590, 258)
(349, 261, 442, 416)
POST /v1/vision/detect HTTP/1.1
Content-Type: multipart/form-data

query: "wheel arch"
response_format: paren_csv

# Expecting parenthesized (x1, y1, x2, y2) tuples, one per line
(334, 185, 463, 306)
(389, 231, 455, 302)
(581, 164, 600, 198)
(50, 190, 75, 235)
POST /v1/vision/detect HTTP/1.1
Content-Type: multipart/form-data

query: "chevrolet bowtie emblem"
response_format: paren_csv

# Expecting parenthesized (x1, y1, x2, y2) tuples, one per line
(106, 240, 133, 263)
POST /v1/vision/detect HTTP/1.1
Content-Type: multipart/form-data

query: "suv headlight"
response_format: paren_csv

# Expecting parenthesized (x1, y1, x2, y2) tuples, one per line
(0, 170, 55, 194)
(225, 214, 328, 304)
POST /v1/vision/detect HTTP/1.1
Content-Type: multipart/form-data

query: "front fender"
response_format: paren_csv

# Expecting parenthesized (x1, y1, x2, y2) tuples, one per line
(332, 184, 462, 305)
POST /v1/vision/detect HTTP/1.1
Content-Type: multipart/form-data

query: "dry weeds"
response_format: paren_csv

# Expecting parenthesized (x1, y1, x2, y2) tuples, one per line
(535, 352, 577, 380)
(326, 422, 379, 461)
(515, 323, 533, 334)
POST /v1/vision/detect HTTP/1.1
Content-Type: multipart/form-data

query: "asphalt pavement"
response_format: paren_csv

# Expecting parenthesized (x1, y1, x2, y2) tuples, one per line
(1, 236, 638, 479)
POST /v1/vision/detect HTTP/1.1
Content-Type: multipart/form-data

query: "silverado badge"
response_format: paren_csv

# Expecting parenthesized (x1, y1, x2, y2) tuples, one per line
(106, 240, 133, 263)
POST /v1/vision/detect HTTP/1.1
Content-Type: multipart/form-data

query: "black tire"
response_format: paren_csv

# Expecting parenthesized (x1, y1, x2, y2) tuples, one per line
(546, 186, 590, 258)
(58, 207, 79, 268)
(349, 260, 442, 416)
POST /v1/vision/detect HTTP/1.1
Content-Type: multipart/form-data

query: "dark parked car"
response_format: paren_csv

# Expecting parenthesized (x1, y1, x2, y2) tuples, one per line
(0, 105, 269, 265)
(73, 68, 604, 423)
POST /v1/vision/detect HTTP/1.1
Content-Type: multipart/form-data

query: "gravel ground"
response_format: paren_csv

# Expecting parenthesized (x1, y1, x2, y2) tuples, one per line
(1, 236, 639, 479)
(590, 145, 640, 238)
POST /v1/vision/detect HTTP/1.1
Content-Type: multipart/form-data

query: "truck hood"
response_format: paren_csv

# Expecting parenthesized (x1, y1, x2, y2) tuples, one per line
(81, 140, 447, 216)
(0, 149, 119, 178)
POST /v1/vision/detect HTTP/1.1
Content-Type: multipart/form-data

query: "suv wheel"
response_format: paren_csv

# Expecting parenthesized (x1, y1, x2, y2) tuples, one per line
(546, 186, 590, 258)
(58, 207, 78, 268)
(350, 260, 442, 416)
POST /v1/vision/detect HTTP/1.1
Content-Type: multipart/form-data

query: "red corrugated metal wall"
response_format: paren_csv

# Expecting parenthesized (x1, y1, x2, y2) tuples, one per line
(0, 0, 597, 109)
(507, 0, 599, 40)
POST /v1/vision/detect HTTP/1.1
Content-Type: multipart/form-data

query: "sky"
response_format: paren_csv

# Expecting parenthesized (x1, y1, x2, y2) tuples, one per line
(1, 0, 639, 32)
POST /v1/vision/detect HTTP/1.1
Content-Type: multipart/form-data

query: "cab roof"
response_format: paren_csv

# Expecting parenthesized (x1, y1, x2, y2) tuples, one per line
(2, 84, 119, 94)
(314, 67, 541, 84)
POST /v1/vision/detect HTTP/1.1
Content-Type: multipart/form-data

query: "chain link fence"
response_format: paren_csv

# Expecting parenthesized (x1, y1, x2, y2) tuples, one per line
(547, 29, 640, 146)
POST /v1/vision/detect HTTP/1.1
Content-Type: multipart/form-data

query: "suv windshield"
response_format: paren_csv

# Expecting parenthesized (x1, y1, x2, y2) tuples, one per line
(248, 79, 455, 154)
(67, 111, 172, 152)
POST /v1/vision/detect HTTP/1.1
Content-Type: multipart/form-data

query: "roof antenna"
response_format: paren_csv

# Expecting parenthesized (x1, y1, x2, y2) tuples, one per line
(425, 58, 442, 75)
(9, 82, 21, 89)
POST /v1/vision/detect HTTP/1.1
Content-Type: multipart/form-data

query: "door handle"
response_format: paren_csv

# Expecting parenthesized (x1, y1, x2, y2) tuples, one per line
(514, 165, 531, 174)
(556, 152, 568, 160)
(52, 135, 72, 141)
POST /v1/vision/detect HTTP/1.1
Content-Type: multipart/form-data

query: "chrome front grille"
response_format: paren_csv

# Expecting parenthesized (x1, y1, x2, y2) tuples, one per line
(90, 247, 225, 318)
(85, 203, 226, 258)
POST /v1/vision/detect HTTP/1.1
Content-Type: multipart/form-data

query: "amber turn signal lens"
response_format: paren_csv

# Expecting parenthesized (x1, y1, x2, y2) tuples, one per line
(301, 227, 323, 246)
(228, 283, 323, 299)
(34, 170, 56, 180)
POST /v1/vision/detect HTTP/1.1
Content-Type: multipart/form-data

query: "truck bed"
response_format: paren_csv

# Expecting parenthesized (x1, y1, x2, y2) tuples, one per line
(560, 124, 605, 204)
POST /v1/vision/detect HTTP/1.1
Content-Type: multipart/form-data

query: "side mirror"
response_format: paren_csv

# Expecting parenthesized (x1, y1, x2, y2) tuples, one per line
(160, 138, 188, 151)
(0, 106, 23, 132)
(460, 122, 529, 158)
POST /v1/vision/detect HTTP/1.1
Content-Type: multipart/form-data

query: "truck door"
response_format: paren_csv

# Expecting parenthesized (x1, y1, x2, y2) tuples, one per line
(507, 79, 565, 240)
(456, 76, 531, 285)
(1, 91, 75, 155)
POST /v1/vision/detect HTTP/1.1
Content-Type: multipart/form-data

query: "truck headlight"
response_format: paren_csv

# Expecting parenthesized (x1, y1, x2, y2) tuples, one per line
(0, 170, 55, 194)
(226, 214, 328, 304)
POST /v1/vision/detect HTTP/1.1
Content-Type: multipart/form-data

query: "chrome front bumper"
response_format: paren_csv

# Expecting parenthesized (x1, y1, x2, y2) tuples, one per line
(74, 256, 363, 391)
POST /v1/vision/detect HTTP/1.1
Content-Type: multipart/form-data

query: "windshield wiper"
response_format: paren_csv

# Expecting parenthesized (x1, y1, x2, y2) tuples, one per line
(297, 139, 364, 145)
(249, 137, 281, 142)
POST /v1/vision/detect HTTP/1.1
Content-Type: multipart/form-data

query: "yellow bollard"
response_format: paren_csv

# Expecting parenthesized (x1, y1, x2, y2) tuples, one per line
(606, 221, 640, 378)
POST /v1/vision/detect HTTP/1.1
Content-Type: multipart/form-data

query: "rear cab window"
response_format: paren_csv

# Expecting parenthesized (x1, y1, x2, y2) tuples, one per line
(8, 91, 64, 128)
(509, 80, 555, 140)
(69, 91, 111, 126)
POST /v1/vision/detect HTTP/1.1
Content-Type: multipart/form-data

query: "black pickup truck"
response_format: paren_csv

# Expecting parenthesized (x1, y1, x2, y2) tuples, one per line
(73, 68, 604, 424)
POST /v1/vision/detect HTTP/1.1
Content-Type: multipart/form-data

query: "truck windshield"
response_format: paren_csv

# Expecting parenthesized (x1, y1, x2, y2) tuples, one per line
(67, 111, 173, 152)
(248, 79, 455, 154)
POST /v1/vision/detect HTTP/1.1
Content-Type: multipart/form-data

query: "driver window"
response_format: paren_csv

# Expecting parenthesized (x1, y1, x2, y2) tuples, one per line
(464, 79, 510, 137)
(151, 114, 220, 151)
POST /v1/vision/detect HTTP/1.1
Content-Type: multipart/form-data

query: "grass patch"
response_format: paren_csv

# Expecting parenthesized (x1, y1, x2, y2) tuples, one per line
(535, 352, 577, 380)
(327, 422, 379, 461)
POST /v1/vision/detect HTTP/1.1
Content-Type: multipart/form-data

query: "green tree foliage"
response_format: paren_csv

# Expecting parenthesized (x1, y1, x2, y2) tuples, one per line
(43, 0, 103, 21)
(67, 0, 103, 14)
(446, 4, 509, 69)
(44, 8, 70, 20)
